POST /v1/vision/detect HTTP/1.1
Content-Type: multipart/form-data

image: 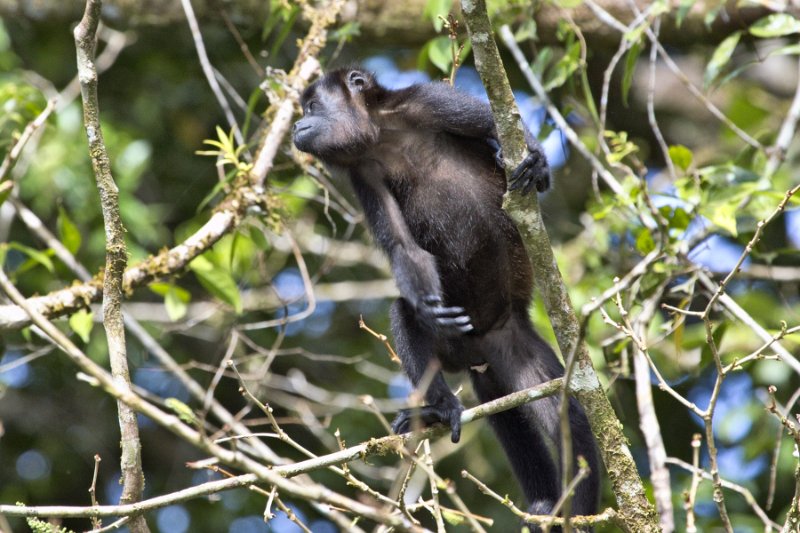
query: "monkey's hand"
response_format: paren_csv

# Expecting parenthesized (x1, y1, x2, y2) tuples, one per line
(392, 396, 464, 443)
(509, 148, 550, 194)
(419, 295, 474, 335)
(487, 138, 551, 194)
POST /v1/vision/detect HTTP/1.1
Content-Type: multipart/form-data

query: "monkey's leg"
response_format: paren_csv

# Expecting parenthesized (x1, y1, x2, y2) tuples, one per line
(470, 368, 560, 524)
(389, 298, 464, 443)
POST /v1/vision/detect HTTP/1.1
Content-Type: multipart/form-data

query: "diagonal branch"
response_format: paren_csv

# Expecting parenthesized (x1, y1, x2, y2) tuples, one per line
(74, 2, 147, 531)
(459, 3, 660, 531)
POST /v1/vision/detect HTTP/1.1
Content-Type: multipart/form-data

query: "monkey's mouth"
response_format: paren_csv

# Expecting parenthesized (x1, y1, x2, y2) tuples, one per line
(293, 123, 311, 134)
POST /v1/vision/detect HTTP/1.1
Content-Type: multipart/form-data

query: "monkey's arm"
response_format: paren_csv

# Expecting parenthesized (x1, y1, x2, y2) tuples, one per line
(398, 84, 551, 193)
(350, 174, 473, 335)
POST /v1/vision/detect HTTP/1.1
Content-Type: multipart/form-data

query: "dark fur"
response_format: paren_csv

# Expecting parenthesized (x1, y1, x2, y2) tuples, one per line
(293, 68, 599, 528)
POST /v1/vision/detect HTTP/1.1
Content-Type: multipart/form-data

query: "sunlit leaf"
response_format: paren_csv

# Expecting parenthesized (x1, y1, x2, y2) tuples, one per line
(441, 509, 465, 526)
(8, 242, 54, 272)
(164, 287, 188, 321)
(767, 43, 800, 58)
(57, 206, 82, 255)
(427, 36, 453, 74)
(635, 228, 656, 254)
(750, 14, 800, 38)
(150, 282, 191, 321)
(165, 398, 197, 425)
(515, 20, 538, 42)
(668, 145, 693, 172)
(543, 42, 580, 91)
(189, 255, 242, 313)
(69, 309, 94, 343)
(704, 31, 740, 88)
(707, 203, 738, 236)
(424, 0, 453, 31)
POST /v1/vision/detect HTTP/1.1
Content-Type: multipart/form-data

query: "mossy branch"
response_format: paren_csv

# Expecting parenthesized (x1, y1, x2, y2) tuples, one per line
(460, 1, 660, 531)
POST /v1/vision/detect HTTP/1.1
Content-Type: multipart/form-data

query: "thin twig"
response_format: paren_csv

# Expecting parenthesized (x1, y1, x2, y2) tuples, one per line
(0, 98, 55, 183)
(667, 456, 782, 531)
(89, 454, 103, 530)
(180, 0, 246, 152)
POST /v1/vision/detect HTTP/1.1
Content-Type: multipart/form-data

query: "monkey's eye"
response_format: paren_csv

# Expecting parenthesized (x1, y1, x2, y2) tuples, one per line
(305, 101, 318, 114)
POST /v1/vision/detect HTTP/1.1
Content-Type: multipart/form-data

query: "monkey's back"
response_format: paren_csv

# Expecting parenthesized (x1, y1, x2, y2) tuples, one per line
(364, 129, 535, 332)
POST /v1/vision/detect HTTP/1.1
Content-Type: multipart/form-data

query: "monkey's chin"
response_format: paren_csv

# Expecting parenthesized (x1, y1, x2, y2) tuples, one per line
(292, 133, 315, 154)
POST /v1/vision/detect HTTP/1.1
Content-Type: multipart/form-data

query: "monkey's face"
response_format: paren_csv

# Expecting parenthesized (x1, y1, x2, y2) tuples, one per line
(293, 70, 379, 165)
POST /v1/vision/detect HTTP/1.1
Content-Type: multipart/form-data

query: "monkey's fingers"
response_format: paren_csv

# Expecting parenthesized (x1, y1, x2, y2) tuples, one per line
(435, 314, 474, 333)
(487, 138, 504, 169)
(509, 152, 550, 194)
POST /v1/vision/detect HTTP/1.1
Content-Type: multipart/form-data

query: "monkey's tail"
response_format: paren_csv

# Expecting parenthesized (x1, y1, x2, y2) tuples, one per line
(469, 311, 600, 525)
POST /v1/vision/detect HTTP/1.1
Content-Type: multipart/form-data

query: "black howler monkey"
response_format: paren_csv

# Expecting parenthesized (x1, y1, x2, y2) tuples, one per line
(293, 68, 599, 526)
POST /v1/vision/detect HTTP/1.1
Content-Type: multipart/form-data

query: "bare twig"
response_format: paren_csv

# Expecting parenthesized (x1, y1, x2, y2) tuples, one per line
(89, 454, 103, 530)
(0, 98, 55, 183)
(667, 456, 781, 531)
(359, 315, 401, 364)
(684, 434, 702, 533)
(461, 470, 619, 529)
(180, 0, 246, 152)
(766, 54, 800, 179)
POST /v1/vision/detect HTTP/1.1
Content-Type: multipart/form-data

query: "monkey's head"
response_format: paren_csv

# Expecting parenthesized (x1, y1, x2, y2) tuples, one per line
(293, 68, 382, 165)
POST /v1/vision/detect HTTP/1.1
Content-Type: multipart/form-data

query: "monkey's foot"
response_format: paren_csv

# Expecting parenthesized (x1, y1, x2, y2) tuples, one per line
(392, 400, 464, 443)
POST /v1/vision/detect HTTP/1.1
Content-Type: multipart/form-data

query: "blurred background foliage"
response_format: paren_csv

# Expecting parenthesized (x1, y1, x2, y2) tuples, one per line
(0, 0, 799, 532)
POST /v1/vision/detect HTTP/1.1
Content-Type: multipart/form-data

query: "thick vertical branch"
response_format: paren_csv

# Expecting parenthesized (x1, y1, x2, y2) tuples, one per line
(460, 2, 660, 531)
(74, 2, 148, 532)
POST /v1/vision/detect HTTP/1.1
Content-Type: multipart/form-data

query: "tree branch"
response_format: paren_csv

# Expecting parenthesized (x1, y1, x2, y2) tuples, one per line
(460, 3, 660, 531)
(74, 1, 147, 530)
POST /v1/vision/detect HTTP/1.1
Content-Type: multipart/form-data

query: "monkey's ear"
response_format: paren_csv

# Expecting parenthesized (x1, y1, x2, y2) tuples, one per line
(347, 70, 368, 92)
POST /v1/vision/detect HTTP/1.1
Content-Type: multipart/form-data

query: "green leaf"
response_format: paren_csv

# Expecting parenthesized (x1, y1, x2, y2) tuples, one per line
(635, 228, 656, 254)
(57, 206, 82, 255)
(165, 397, 197, 425)
(0, 181, 11, 207)
(269, 5, 300, 58)
(531, 47, 553, 78)
(704, 31, 740, 88)
(69, 309, 94, 343)
(249, 226, 270, 250)
(165, 287, 188, 321)
(189, 255, 242, 313)
(750, 14, 800, 38)
(668, 144, 693, 172)
(668, 206, 691, 231)
(150, 282, 191, 321)
(515, 20, 538, 42)
(8, 242, 54, 272)
(543, 42, 580, 91)
(707, 202, 738, 236)
(423, 0, 453, 31)
(767, 43, 800, 58)
(441, 509, 465, 526)
(427, 36, 453, 74)
(622, 40, 642, 107)
(676, 0, 695, 28)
